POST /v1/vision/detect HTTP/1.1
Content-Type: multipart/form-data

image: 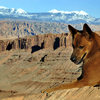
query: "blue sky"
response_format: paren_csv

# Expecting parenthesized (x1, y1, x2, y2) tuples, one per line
(0, 0, 100, 18)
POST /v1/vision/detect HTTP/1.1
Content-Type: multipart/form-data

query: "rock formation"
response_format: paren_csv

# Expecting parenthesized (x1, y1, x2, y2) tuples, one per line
(0, 20, 100, 38)
(0, 33, 69, 53)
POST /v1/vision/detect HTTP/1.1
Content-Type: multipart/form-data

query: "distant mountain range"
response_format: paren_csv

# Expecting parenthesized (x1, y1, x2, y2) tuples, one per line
(0, 6, 100, 24)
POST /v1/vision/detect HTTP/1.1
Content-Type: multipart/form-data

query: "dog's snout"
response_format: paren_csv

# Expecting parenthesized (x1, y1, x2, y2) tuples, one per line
(70, 56, 76, 62)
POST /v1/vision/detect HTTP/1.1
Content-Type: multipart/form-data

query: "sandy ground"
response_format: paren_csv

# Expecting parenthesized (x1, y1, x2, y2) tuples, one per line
(0, 47, 100, 100)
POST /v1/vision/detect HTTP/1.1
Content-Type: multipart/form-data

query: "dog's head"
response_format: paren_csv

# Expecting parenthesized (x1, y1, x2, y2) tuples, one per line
(68, 23, 94, 64)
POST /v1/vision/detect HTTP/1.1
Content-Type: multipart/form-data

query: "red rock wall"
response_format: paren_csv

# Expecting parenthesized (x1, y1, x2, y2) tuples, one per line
(0, 33, 70, 53)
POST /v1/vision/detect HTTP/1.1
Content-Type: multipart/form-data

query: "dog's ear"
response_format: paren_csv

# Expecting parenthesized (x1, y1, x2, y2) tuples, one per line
(83, 23, 93, 39)
(68, 25, 77, 38)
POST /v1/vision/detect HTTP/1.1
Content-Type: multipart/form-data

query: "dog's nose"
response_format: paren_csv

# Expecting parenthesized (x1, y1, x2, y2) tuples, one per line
(70, 56, 76, 62)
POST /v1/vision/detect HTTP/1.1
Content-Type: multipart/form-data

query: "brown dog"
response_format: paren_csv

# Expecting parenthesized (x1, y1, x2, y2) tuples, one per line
(42, 24, 100, 94)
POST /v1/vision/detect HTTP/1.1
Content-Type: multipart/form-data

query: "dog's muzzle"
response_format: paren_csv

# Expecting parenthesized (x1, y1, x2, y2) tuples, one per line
(70, 53, 87, 64)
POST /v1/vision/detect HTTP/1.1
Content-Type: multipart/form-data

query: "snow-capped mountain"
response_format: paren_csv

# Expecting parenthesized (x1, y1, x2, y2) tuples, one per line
(48, 9, 96, 23)
(0, 6, 100, 24)
(0, 6, 27, 15)
(49, 9, 88, 15)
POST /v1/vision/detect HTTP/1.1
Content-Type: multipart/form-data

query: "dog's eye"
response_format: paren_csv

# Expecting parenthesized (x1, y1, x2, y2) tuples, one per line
(79, 46, 84, 49)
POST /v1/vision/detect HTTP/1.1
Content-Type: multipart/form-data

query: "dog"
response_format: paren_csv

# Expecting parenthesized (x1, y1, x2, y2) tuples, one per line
(41, 23, 100, 94)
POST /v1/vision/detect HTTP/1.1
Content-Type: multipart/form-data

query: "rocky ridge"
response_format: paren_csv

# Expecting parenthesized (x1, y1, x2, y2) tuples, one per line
(0, 33, 70, 53)
(0, 21, 100, 37)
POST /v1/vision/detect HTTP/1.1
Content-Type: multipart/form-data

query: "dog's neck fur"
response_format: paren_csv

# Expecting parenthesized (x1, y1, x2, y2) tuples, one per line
(84, 33, 100, 63)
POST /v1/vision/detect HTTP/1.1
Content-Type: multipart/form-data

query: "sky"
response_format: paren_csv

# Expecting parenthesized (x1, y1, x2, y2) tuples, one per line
(0, 0, 100, 18)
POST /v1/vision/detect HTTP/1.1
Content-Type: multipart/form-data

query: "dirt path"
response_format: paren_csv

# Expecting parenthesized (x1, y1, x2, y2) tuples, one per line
(0, 52, 13, 65)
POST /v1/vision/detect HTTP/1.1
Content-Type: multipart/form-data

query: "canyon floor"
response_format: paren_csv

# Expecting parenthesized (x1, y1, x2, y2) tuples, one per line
(0, 46, 100, 100)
